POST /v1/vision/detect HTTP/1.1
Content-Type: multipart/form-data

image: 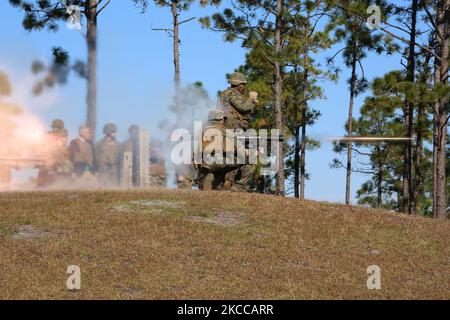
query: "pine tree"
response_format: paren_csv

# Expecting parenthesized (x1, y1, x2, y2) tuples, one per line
(327, 0, 397, 205)
(285, 1, 335, 199)
(30, 47, 87, 96)
(134, 0, 202, 127)
(10, 0, 113, 140)
(431, 0, 449, 219)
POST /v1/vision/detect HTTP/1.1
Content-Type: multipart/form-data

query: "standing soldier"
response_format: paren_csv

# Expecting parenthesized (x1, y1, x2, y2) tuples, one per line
(37, 119, 73, 189)
(95, 123, 120, 188)
(49, 129, 73, 186)
(69, 125, 97, 187)
(221, 72, 258, 130)
(220, 72, 258, 192)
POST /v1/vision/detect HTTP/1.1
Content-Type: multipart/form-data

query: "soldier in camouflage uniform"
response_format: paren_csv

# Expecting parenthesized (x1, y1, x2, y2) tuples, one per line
(149, 139, 167, 188)
(220, 72, 258, 192)
(221, 72, 258, 130)
(37, 120, 73, 189)
(69, 125, 97, 189)
(95, 123, 120, 188)
(195, 109, 238, 190)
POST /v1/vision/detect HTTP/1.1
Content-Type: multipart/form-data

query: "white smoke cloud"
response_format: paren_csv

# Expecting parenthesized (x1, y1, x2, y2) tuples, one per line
(0, 61, 60, 112)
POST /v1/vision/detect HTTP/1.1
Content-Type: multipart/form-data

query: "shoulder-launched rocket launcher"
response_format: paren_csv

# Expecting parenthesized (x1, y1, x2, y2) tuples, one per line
(0, 158, 46, 168)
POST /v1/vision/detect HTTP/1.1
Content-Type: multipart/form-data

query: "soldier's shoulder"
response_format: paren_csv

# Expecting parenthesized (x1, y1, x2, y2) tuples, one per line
(95, 138, 106, 146)
(221, 87, 236, 98)
(106, 139, 119, 146)
(204, 124, 223, 130)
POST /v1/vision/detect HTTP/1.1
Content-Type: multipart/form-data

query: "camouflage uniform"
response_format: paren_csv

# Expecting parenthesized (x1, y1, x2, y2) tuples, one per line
(69, 136, 96, 177)
(95, 124, 120, 188)
(220, 73, 257, 192)
(224, 164, 256, 192)
(220, 73, 255, 130)
(196, 110, 238, 190)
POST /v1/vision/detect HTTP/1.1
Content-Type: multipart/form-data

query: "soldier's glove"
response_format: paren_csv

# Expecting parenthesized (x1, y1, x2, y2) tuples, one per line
(249, 91, 258, 103)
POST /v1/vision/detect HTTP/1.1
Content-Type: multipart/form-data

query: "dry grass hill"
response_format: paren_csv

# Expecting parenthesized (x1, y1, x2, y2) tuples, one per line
(0, 190, 448, 299)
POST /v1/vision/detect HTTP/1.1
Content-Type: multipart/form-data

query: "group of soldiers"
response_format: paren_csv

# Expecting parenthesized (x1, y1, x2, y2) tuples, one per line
(35, 120, 167, 190)
(1, 72, 256, 192)
(195, 72, 258, 192)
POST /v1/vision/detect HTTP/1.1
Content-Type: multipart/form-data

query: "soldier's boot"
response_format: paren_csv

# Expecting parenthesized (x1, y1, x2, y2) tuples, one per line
(222, 180, 233, 191)
(231, 184, 245, 193)
(224, 168, 239, 190)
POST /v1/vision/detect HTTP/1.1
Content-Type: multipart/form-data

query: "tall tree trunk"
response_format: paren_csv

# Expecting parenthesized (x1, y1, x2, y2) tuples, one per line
(172, 1, 182, 127)
(432, 36, 440, 217)
(404, 0, 418, 214)
(86, 0, 98, 140)
(293, 65, 300, 198)
(294, 125, 300, 198)
(432, 67, 439, 217)
(300, 10, 310, 201)
(274, 0, 285, 195)
(414, 98, 425, 214)
(402, 119, 411, 213)
(413, 51, 431, 215)
(300, 107, 307, 200)
(433, 0, 449, 219)
(377, 148, 383, 210)
(345, 55, 357, 205)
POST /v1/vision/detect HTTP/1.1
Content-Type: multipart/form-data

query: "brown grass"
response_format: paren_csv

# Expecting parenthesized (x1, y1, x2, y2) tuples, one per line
(0, 190, 449, 300)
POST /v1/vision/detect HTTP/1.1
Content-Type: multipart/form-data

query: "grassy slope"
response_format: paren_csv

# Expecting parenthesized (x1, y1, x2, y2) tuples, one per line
(0, 190, 448, 300)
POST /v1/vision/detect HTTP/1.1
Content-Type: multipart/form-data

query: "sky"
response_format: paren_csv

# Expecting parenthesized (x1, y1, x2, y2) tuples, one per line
(0, 0, 405, 203)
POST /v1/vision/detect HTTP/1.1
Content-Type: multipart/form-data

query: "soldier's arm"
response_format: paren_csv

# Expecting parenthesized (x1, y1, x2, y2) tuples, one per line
(226, 92, 255, 113)
(68, 140, 78, 161)
(94, 143, 101, 163)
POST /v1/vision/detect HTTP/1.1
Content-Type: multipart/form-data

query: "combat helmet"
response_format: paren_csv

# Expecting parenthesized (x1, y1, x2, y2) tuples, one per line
(51, 119, 65, 130)
(103, 123, 118, 135)
(208, 109, 225, 122)
(128, 124, 139, 135)
(228, 72, 248, 86)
